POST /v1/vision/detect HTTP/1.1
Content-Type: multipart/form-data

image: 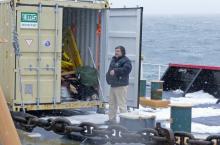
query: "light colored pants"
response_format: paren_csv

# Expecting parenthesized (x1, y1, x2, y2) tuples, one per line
(108, 86, 128, 120)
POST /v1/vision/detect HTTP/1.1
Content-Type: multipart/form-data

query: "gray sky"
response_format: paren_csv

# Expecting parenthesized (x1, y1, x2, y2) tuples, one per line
(109, 0, 220, 15)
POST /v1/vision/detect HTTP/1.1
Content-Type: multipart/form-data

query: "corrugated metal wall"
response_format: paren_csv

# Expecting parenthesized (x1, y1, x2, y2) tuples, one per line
(63, 8, 98, 66)
(0, 1, 15, 102)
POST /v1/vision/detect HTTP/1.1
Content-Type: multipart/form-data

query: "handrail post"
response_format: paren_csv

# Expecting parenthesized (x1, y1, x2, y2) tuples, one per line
(158, 65, 161, 80)
(0, 87, 21, 145)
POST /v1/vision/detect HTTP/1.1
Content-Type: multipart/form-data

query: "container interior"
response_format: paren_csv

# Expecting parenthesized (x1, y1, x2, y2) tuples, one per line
(63, 8, 99, 66)
(61, 8, 101, 102)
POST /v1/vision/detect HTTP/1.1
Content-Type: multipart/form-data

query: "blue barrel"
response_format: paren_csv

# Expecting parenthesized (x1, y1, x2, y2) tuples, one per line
(170, 104, 192, 132)
(119, 113, 156, 131)
(151, 81, 164, 100)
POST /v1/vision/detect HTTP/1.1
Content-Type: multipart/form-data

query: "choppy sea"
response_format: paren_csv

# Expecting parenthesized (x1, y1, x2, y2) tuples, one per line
(142, 15, 220, 80)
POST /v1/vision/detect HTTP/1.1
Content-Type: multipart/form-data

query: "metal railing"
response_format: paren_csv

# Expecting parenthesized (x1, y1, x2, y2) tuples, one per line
(141, 62, 168, 84)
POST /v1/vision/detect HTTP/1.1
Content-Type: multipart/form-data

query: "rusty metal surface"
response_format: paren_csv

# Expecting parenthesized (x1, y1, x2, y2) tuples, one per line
(0, 87, 21, 145)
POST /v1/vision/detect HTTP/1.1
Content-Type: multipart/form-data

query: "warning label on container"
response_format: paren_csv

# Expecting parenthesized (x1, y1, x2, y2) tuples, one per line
(24, 84, 33, 95)
(20, 12, 38, 29)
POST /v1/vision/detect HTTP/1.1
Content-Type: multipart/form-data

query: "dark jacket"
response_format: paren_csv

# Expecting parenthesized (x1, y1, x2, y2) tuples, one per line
(106, 56, 132, 87)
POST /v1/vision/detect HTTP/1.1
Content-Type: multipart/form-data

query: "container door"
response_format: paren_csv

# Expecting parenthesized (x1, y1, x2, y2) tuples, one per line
(15, 5, 62, 106)
(100, 8, 143, 108)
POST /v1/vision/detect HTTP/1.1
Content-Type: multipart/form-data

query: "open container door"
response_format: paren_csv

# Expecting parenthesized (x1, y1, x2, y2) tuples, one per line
(100, 8, 143, 108)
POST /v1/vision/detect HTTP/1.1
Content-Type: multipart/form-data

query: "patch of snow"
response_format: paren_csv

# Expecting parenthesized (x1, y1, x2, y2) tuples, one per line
(138, 105, 157, 112)
(66, 113, 108, 124)
(27, 133, 41, 138)
(192, 122, 220, 134)
(137, 106, 220, 121)
(159, 122, 220, 135)
(43, 113, 108, 125)
(171, 90, 217, 106)
(136, 107, 170, 121)
(173, 89, 184, 94)
(192, 107, 220, 118)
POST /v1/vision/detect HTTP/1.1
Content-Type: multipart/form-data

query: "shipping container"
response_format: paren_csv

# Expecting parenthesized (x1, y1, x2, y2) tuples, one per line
(0, 0, 143, 111)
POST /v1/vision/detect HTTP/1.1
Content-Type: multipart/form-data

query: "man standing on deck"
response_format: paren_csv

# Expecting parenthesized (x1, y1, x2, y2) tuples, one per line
(105, 46, 132, 124)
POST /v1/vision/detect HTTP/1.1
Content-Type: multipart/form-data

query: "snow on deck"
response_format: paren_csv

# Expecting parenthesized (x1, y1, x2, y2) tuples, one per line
(137, 90, 220, 136)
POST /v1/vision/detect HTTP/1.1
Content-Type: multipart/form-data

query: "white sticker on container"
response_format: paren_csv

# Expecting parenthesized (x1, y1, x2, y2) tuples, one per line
(43, 40, 51, 48)
(24, 84, 33, 95)
(25, 39, 33, 46)
(20, 12, 38, 29)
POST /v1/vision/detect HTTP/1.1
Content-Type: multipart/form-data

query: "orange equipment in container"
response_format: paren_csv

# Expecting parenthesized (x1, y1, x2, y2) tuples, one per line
(95, 11, 102, 70)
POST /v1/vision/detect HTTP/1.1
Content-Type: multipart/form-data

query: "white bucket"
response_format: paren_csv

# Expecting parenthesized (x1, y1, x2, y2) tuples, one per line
(61, 86, 70, 98)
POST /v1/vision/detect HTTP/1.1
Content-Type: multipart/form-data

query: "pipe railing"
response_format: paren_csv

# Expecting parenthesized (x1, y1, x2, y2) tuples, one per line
(141, 62, 168, 84)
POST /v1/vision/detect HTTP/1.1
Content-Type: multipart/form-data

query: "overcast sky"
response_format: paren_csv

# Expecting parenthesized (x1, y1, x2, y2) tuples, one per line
(109, 0, 220, 15)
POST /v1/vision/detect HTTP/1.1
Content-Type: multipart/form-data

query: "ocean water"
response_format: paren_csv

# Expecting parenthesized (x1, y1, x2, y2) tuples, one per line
(142, 15, 220, 66)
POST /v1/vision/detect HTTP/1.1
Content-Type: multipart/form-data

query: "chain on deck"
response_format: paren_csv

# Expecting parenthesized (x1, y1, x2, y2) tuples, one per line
(11, 111, 220, 145)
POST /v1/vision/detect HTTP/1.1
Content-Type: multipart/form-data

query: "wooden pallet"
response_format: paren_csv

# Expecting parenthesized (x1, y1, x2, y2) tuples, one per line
(139, 97, 170, 108)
